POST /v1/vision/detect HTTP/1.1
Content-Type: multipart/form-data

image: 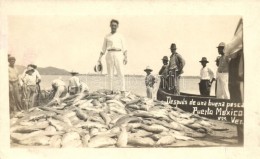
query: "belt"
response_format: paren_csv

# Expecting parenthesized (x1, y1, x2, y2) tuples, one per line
(108, 49, 121, 52)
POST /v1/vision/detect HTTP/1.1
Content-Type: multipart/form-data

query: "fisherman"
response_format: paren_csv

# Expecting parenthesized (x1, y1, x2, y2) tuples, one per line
(144, 66, 156, 99)
(21, 67, 37, 110)
(158, 56, 169, 89)
(46, 78, 68, 107)
(97, 19, 127, 93)
(68, 71, 81, 95)
(216, 42, 230, 99)
(199, 57, 215, 96)
(8, 56, 23, 114)
(21, 64, 41, 107)
(168, 43, 185, 95)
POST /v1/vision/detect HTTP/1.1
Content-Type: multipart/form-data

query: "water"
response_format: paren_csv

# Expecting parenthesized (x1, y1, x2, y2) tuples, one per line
(40, 75, 216, 97)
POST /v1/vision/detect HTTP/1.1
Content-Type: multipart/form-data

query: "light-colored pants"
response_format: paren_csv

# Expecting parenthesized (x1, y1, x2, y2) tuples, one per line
(24, 85, 36, 110)
(106, 51, 125, 91)
(146, 86, 153, 99)
(216, 73, 230, 99)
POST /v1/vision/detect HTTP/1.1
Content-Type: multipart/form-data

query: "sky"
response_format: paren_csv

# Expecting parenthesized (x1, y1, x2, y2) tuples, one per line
(8, 15, 240, 76)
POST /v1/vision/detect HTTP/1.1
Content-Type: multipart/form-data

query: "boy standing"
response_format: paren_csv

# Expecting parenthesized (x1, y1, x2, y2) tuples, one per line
(199, 57, 215, 96)
(144, 66, 156, 99)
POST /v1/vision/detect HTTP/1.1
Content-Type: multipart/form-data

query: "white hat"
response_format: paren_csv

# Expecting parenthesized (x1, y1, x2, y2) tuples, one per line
(144, 66, 153, 72)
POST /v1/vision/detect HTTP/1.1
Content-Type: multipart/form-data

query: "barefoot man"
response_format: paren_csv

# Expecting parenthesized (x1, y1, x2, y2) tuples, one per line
(98, 19, 127, 92)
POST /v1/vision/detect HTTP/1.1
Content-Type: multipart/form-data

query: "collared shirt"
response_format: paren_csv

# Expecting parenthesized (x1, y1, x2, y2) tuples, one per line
(9, 66, 19, 82)
(102, 32, 126, 53)
(23, 74, 37, 86)
(145, 74, 156, 87)
(168, 53, 185, 74)
(69, 76, 80, 88)
(52, 79, 66, 88)
(218, 55, 230, 73)
(200, 66, 215, 80)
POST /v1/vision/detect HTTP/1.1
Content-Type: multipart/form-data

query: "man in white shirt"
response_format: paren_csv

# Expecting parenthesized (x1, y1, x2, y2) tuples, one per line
(98, 19, 127, 92)
(9, 56, 23, 113)
(21, 64, 41, 107)
(21, 67, 37, 110)
(46, 79, 68, 106)
(68, 71, 80, 95)
(199, 57, 215, 96)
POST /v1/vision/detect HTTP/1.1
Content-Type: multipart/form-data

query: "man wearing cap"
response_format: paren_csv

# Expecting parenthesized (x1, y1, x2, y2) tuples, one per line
(159, 56, 169, 89)
(216, 42, 230, 99)
(97, 19, 127, 92)
(68, 71, 81, 95)
(144, 66, 156, 99)
(199, 57, 215, 96)
(8, 56, 23, 113)
(168, 43, 185, 95)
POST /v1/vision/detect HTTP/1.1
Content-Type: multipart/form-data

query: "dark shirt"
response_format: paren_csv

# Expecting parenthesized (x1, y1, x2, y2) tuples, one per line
(168, 53, 185, 74)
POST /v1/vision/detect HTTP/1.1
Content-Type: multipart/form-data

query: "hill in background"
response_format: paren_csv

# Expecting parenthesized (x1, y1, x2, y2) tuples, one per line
(16, 65, 70, 75)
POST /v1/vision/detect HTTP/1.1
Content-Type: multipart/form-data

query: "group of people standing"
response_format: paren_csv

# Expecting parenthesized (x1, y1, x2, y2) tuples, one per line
(8, 18, 243, 115)
(8, 55, 89, 115)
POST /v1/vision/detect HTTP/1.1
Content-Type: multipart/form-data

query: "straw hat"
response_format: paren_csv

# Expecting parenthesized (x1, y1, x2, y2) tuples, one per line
(144, 66, 153, 72)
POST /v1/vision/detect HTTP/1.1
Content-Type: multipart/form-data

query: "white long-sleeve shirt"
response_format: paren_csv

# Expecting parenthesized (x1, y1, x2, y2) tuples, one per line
(101, 32, 126, 53)
(200, 66, 215, 80)
(69, 76, 80, 88)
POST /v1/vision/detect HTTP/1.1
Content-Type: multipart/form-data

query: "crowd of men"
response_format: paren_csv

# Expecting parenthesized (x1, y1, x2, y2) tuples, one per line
(8, 55, 89, 116)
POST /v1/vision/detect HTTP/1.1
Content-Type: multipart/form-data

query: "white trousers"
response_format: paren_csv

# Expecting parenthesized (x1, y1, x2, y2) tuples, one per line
(106, 51, 125, 91)
(216, 73, 230, 99)
(146, 86, 153, 99)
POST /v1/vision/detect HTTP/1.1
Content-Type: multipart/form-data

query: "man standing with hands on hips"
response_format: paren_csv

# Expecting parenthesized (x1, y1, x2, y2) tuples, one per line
(98, 19, 127, 93)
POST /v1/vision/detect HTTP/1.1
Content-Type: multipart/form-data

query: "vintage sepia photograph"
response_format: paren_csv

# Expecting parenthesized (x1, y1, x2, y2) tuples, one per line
(7, 15, 244, 148)
(3, 0, 260, 159)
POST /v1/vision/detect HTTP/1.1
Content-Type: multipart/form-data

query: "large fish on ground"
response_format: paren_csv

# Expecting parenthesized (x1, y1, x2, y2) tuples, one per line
(155, 135, 176, 146)
(18, 135, 50, 146)
(88, 136, 116, 148)
(128, 136, 154, 147)
(116, 125, 128, 147)
(49, 135, 62, 148)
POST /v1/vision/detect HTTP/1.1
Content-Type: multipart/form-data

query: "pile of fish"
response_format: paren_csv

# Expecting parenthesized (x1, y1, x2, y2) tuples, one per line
(10, 89, 227, 148)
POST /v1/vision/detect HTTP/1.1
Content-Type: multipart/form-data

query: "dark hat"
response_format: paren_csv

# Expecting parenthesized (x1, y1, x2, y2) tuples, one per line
(144, 66, 153, 72)
(30, 64, 37, 69)
(170, 43, 177, 50)
(94, 62, 103, 73)
(8, 56, 16, 62)
(217, 42, 225, 48)
(162, 56, 168, 61)
(199, 57, 209, 63)
(70, 70, 79, 75)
